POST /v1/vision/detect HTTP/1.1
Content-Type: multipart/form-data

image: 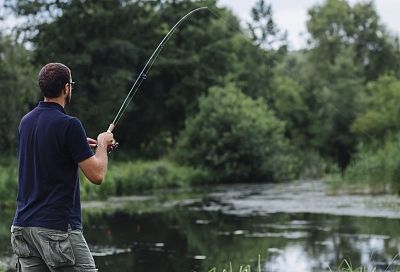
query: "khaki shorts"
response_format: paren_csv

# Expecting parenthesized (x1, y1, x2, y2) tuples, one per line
(11, 225, 98, 272)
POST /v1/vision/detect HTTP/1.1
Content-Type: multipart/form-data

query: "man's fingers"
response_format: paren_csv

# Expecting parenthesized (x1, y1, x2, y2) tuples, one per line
(87, 137, 98, 148)
(87, 137, 97, 143)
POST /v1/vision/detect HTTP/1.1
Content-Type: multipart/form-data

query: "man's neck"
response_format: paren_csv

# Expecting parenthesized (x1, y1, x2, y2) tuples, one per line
(44, 97, 66, 108)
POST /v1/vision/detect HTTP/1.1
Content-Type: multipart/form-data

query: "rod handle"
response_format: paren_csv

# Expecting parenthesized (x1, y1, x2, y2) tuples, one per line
(107, 123, 115, 133)
(106, 123, 118, 153)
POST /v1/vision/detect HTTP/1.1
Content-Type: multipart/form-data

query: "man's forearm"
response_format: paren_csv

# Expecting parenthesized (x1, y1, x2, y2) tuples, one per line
(94, 144, 109, 182)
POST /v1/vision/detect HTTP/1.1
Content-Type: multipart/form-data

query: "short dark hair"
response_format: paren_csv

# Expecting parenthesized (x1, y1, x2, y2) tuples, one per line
(38, 63, 71, 98)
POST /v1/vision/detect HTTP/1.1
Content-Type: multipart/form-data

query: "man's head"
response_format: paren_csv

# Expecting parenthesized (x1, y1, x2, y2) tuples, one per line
(38, 63, 73, 104)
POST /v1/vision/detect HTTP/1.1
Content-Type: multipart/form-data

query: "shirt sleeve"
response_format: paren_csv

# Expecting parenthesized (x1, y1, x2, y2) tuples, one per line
(66, 118, 95, 164)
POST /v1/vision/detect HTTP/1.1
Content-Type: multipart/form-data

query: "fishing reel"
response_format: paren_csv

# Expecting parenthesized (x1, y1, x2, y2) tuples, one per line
(107, 141, 119, 153)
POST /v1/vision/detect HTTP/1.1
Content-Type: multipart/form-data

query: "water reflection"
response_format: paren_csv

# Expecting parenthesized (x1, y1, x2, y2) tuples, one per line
(86, 211, 400, 271)
(267, 245, 314, 272)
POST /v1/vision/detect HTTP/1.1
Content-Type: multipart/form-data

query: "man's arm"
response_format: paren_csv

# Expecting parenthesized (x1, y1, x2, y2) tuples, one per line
(79, 132, 114, 185)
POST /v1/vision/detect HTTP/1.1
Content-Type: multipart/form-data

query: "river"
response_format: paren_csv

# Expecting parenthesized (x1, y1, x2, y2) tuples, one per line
(1, 180, 400, 271)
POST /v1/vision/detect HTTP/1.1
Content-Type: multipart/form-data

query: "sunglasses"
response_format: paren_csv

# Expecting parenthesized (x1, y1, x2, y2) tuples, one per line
(68, 81, 76, 90)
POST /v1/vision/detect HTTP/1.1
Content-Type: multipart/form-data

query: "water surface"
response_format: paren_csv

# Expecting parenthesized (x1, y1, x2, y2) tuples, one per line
(1, 180, 400, 272)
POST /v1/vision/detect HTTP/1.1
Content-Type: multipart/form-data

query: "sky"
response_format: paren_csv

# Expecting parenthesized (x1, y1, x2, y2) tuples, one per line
(1, 0, 398, 50)
(218, 0, 399, 50)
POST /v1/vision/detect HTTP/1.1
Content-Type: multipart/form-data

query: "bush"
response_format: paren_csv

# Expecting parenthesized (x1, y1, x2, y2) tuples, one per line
(295, 150, 335, 179)
(342, 134, 400, 191)
(0, 161, 18, 206)
(174, 84, 300, 183)
(80, 159, 209, 200)
(334, 75, 400, 193)
(0, 157, 203, 203)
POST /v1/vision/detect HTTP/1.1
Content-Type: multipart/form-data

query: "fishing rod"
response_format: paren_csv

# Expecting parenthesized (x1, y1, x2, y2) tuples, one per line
(106, 7, 209, 152)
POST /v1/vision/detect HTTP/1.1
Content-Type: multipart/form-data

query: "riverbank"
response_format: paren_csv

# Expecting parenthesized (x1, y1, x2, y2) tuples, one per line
(0, 157, 211, 207)
(80, 159, 210, 201)
(0, 156, 398, 207)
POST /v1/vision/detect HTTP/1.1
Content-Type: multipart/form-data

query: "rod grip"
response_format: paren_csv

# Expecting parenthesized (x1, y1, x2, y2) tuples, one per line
(107, 123, 115, 133)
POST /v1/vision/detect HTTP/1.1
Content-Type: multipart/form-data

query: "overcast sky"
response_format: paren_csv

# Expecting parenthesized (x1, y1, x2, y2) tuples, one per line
(1, 0, 398, 50)
(218, 0, 399, 50)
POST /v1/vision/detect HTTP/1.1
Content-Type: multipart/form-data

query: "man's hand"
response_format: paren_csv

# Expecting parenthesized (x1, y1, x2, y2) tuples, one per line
(97, 132, 114, 150)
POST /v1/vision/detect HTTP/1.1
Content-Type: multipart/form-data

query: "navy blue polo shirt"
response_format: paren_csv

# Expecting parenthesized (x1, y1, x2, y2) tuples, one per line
(13, 101, 94, 231)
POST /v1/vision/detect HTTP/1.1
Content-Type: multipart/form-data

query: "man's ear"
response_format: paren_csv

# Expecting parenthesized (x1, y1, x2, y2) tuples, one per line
(64, 83, 69, 94)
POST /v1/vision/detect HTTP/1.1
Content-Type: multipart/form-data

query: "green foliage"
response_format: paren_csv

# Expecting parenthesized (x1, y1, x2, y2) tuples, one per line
(341, 134, 400, 191)
(247, 0, 287, 50)
(234, 0, 287, 102)
(175, 84, 300, 183)
(0, 157, 208, 204)
(1, 0, 400, 190)
(0, 159, 17, 206)
(0, 34, 37, 152)
(338, 75, 400, 189)
(7, 0, 244, 155)
(352, 75, 400, 139)
(307, 0, 400, 81)
(273, 47, 364, 169)
(80, 159, 209, 200)
(302, 0, 399, 170)
(304, 0, 400, 170)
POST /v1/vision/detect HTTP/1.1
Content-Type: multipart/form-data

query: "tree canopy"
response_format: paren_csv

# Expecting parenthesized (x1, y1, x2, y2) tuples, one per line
(1, 0, 400, 182)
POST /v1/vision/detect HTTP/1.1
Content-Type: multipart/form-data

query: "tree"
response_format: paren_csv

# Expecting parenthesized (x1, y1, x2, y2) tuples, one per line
(343, 76, 400, 187)
(290, 47, 364, 169)
(5, 0, 246, 156)
(307, 0, 400, 81)
(0, 34, 37, 152)
(247, 0, 287, 50)
(296, 0, 400, 168)
(352, 75, 400, 140)
(236, 0, 288, 100)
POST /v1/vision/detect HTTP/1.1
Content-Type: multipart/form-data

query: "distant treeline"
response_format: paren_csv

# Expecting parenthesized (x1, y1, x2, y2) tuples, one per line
(1, 0, 400, 188)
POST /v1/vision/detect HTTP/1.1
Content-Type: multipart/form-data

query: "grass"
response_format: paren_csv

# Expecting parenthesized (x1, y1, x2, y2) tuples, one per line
(329, 254, 400, 272)
(208, 255, 261, 272)
(330, 259, 369, 272)
(80, 159, 211, 201)
(208, 255, 400, 272)
(333, 137, 400, 194)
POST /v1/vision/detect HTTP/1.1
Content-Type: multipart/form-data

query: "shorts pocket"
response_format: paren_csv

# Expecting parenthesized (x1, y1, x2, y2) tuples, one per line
(10, 227, 30, 257)
(38, 231, 76, 268)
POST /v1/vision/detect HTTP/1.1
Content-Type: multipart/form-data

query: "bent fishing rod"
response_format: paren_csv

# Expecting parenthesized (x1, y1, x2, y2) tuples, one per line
(105, 7, 209, 152)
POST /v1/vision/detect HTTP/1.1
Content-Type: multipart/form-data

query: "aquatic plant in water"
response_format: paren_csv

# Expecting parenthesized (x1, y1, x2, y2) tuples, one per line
(208, 254, 400, 272)
(329, 254, 400, 272)
(208, 255, 261, 272)
(330, 259, 372, 272)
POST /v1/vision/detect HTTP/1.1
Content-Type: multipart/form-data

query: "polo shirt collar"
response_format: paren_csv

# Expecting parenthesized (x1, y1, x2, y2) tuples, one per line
(38, 101, 66, 114)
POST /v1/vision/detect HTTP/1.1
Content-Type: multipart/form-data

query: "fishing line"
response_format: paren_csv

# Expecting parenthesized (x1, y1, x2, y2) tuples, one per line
(107, 6, 210, 134)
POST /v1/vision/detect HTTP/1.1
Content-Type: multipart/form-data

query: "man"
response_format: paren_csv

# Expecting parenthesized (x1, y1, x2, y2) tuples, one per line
(10, 63, 114, 271)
